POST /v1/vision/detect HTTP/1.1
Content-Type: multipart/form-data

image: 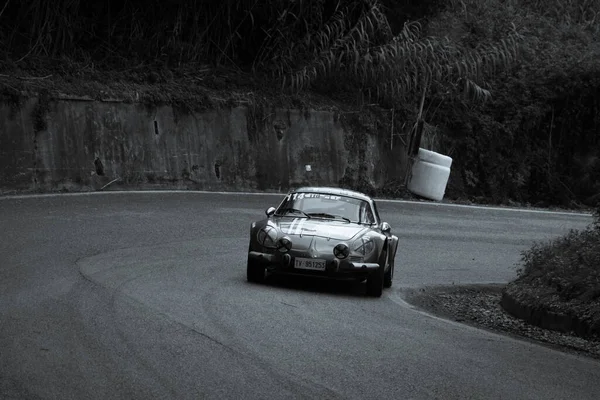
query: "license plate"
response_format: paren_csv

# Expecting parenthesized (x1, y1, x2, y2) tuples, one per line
(294, 258, 326, 271)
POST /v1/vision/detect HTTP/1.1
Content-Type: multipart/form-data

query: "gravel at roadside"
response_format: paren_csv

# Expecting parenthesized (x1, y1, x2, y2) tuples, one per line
(402, 284, 600, 359)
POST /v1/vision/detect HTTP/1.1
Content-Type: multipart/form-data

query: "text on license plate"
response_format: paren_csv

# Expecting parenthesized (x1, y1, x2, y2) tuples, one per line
(294, 258, 326, 271)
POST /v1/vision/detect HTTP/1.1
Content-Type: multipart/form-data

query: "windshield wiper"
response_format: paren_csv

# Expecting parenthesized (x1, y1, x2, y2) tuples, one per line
(275, 208, 311, 218)
(307, 212, 351, 223)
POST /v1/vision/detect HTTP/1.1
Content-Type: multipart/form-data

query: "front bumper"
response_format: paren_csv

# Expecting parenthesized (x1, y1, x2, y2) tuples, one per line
(248, 251, 380, 278)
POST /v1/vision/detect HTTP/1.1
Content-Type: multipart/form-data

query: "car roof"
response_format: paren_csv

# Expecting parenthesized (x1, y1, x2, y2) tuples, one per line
(291, 186, 373, 202)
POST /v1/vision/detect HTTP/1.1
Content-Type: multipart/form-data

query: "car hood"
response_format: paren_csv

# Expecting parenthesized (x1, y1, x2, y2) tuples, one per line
(274, 217, 369, 241)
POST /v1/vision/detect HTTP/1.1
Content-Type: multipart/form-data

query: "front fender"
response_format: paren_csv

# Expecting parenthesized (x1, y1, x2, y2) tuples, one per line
(388, 235, 399, 261)
(249, 218, 274, 251)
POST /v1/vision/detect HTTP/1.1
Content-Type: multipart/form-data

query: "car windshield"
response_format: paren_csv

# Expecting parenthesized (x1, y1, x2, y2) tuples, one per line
(275, 192, 375, 224)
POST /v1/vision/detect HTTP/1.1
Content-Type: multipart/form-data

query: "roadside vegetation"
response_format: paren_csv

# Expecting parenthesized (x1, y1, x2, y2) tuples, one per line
(0, 0, 598, 208)
(505, 206, 600, 336)
(518, 207, 600, 300)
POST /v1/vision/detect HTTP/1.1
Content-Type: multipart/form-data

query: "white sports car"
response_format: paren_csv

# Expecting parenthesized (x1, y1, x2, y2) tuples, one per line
(247, 186, 399, 297)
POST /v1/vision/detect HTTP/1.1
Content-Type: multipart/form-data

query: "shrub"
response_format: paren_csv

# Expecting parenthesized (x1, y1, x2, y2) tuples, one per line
(518, 223, 600, 302)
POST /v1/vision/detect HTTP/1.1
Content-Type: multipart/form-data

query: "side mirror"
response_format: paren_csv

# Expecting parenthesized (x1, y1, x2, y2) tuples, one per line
(265, 207, 276, 217)
(381, 222, 391, 233)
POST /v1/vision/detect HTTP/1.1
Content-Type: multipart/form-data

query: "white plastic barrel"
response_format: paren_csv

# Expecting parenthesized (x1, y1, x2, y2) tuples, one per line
(407, 148, 453, 201)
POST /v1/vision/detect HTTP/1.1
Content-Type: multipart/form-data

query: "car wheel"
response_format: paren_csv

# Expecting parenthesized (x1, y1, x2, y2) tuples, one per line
(247, 257, 265, 283)
(384, 254, 394, 289)
(366, 264, 384, 297)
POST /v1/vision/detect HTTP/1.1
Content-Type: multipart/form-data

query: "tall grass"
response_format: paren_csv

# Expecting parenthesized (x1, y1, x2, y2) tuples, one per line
(0, 0, 268, 64)
(0, 0, 526, 125)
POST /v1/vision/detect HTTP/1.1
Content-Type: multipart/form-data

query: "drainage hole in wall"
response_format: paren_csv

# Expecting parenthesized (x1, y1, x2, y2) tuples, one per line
(214, 163, 221, 179)
(94, 158, 105, 176)
(154, 120, 160, 135)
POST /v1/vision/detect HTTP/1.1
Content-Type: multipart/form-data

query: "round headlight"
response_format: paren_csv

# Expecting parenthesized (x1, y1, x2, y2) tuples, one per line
(257, 226, 277, 248)
(277, 236, 292, 253)
(333, 243, 350, 259)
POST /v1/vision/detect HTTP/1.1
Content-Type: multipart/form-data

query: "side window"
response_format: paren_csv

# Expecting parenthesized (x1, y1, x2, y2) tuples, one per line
(365, 206, 374, 224)
(360, 202, 375, 224)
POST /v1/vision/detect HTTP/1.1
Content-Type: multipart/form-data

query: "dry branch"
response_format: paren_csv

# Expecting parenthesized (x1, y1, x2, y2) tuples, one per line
(17, 74, 53, 80)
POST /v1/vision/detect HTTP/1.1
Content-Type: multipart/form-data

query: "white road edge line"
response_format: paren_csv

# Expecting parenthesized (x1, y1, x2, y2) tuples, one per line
(0, 189, 592, 217)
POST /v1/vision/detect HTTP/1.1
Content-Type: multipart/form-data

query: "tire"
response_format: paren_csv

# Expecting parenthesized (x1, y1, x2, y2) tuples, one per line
(366, 264, 384, 297)
(247, 257, 265, 283)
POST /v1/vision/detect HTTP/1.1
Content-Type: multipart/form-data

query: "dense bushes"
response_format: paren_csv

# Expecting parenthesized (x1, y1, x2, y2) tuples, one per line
(517, 205, 600, 302)
(426, 0, 600, 206)
(0, 1, 517, 116)
(436, 65, 600, 206)
(0, 0, 265, 65)
(0, 0, 442, 66)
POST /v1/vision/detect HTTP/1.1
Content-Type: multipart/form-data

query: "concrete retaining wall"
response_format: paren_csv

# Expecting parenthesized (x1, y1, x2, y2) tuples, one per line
(0, 96, 406, 193)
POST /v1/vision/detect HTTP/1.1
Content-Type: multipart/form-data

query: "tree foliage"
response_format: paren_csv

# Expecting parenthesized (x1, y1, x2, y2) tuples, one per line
(0, 0, 520, 104)
(429, 0, 600, 206)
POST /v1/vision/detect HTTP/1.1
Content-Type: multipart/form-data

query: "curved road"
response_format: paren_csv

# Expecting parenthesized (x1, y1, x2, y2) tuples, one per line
(0, 192, 597, 399)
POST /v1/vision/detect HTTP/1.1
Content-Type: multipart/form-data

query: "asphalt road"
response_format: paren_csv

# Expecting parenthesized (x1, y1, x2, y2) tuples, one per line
(0, 191, 598, 400)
